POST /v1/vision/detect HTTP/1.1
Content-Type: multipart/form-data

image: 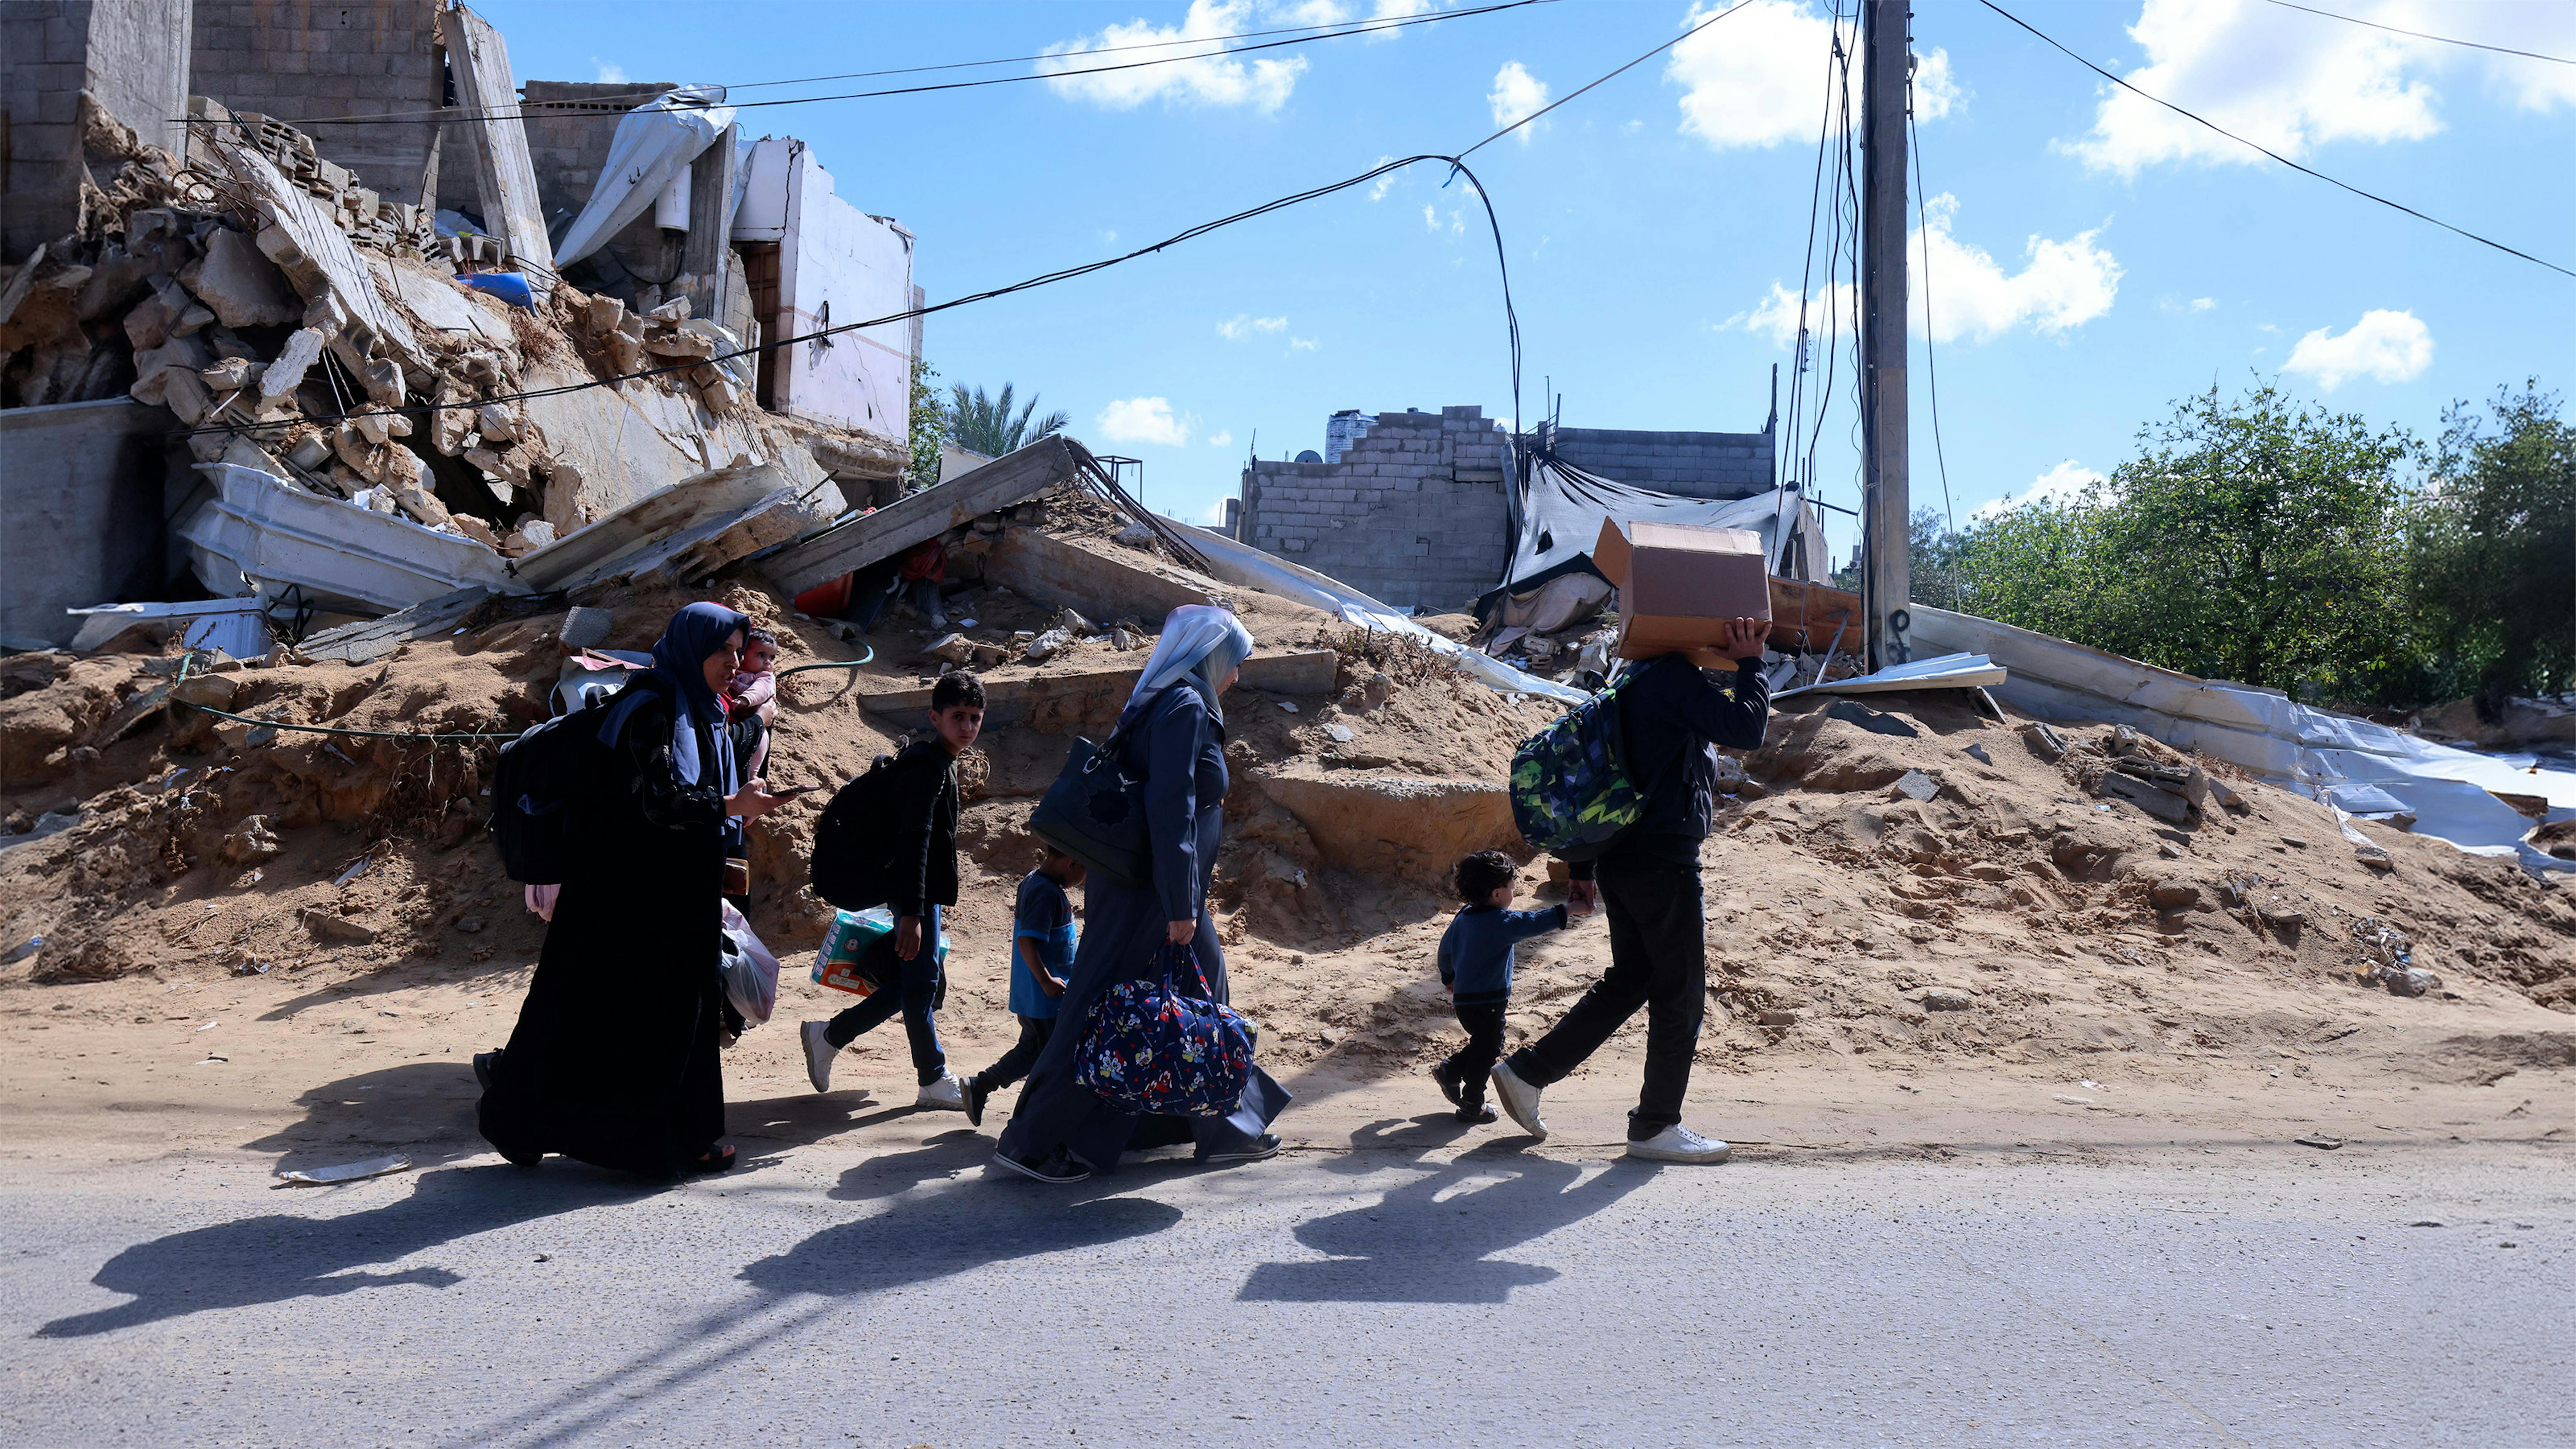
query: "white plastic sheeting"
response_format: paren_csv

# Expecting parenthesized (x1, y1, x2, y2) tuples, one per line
(1909, 604, 2571, 871)
(554, 86, 735, 268)
(1776, 652, 2006, 698)
(1493, 453, 1827, 603)
(1159, 517, 1586, 704)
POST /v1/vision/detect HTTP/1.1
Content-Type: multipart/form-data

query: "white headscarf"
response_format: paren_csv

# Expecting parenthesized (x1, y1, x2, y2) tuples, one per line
(1121, 604, 1254, 728)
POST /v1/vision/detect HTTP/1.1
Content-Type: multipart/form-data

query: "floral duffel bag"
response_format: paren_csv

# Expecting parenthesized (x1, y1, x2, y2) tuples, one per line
(1073, 942, 1256, 1117)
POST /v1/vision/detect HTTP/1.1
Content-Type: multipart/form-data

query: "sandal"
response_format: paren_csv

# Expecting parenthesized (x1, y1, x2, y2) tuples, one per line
(685, 1144, 737, 1176)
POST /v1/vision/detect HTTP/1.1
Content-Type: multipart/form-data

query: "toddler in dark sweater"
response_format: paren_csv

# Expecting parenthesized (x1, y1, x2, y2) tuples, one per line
(1434, 850, 1585, 1123)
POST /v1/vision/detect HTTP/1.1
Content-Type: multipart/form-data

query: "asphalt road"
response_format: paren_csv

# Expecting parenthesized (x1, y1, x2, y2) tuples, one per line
(2, 1097, 2566, 1449)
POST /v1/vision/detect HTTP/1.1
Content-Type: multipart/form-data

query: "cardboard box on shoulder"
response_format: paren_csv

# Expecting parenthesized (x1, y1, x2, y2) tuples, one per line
(1592, 518, 1772, 663)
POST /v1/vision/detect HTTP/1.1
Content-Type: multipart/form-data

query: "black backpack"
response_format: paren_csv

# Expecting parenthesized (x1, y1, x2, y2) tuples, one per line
(809, 753, 901, 910)
(486, 684, 633, 884)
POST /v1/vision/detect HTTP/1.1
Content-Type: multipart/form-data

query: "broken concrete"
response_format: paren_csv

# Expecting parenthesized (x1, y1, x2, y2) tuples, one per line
(984, 527, 1223, 628)
(177, 226, 300, 329)
(765, 435, 1084, 597)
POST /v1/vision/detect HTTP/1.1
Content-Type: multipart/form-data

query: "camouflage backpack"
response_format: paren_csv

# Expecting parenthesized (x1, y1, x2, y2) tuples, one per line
(1507, 668, 1655, 859)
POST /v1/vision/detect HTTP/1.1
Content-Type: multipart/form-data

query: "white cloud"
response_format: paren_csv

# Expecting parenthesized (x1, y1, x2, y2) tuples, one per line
(2056, 0, 2576, 173)
(1366, 154, 1402, 201)
(1275, 0, 1350, 23)
(1207, 429, 1235, 448)
(2282, 308, 2433, 389)
(1667, 0, 1960, 150)
(1975, 460, 2109, 519)
(2191, 296, 2216, 312)
(1727, 197, 2120, 346)
(1041, 0, 1308, 113)
(591, 58, 629, 84)
(1489, 61, 1549, 140)
(1912, 194, 2123, 342)
(1720, 279, 1853, 346)
(1422, 204, 1465, 237)
(1217, 314, 1288, 340)
(1289, 336, 1319, 351)
(1097, 396, 1193, 447)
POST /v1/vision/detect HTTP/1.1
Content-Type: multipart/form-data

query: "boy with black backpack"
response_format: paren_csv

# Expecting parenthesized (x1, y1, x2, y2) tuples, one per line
(800, 671, 985, 1109)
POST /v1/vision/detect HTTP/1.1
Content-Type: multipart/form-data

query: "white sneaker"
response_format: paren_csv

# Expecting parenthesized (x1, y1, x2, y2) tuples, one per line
(1489, 1060, 1548, 1141)
(915, 1071, 965, 1110)
(801, 1020, 837, 1094)
(1626, 1124, 1731, 1164)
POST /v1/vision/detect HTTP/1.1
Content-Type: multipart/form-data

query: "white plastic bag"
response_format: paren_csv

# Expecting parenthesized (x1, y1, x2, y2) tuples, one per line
(717, 901, 781, 1026)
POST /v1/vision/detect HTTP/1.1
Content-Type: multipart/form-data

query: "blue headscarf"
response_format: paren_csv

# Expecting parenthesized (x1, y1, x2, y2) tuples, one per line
(601, 601, 748, 794)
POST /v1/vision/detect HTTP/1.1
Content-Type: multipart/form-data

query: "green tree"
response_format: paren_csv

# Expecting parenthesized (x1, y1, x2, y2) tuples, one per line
(2407, 382, 2575, 702)
(946, 382, 1067, 458)
(906, 356, 946, 494)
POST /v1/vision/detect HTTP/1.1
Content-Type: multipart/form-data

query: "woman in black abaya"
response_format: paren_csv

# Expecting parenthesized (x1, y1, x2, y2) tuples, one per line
(478, 602, 789, 1178)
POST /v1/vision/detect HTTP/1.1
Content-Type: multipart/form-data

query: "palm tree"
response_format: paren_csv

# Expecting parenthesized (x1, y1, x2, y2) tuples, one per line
(946, 383, 1068, 458)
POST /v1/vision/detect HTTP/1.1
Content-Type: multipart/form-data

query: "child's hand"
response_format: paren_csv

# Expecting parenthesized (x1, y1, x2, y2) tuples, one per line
(1039, 971, 1067, 999)
(1567, 892, 1597, 919)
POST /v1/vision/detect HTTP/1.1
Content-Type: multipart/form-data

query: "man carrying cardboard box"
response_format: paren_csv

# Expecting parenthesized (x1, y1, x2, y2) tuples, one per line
(1490, 519, 1772, 1163)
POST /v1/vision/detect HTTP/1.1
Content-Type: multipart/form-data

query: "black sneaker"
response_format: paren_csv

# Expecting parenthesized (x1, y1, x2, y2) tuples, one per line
(1456, 1102, 1498, 1125)
(1430, 1062, 1464, 1108)
(473, 1050, 500, 1093)
(1202, 1133, 1283, 1164)
(991, 1146, 1090, 1184)
(960, 1074, 991, 1128)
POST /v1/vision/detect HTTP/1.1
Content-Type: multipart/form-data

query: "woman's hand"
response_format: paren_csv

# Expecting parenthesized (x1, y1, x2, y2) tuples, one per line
(723, 778, 789, 821)
(896, 915, 924, 961)
(1166, 919, 1196, 945)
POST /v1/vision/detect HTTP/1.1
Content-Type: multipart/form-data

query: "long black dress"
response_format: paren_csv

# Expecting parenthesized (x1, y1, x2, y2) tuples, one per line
(478, 690, 728, 1177)
(996, 685, 1288, 1173)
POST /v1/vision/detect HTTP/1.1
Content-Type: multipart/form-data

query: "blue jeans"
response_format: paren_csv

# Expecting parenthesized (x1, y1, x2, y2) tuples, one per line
(823, 905, 947, 1085)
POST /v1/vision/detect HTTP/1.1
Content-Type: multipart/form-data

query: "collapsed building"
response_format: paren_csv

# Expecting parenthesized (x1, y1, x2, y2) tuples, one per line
(2, 0, 914, 651)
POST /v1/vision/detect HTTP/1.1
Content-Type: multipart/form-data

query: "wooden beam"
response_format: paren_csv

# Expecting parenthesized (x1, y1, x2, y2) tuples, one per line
(762, 435, 1079, 597)
(440, 3, 556, 297)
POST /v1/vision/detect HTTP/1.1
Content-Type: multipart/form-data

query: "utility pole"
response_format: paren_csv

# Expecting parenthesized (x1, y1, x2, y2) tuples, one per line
(1859, 0, 1912, 669)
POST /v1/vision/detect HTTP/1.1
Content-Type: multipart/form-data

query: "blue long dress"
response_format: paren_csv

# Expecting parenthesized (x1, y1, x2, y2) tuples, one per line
(997, 685, 1289, 1172)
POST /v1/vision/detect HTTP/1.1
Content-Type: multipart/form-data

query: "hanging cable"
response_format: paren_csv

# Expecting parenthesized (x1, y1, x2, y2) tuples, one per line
(1978, 0, 2575, 279)
(1908, 83, 1959, 556)
(2256, 0, 2574, 65)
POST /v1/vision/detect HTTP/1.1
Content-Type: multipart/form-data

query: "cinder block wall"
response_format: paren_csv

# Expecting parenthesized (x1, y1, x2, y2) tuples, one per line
(519, 79, 678, 252)
(1548, 425, 1774, 499)
(3, 0, 195, 256)
(1240, 405, 1511, 611)
(187, 0, 441, 206)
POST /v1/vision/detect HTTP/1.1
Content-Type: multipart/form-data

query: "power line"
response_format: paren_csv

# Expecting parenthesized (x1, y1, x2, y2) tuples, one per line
(1909, 91, 1957, 545)
(281, 0, 1554, 127)
(2256, 0, 2575, 65)
(1978, 0, 2575, 279)
(1458, 0, 1756, 158)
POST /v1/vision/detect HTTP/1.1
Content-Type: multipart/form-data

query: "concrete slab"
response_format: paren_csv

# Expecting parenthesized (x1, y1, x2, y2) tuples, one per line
(984, 526, 1223, 626)
(762, 435, 1080, 597)
(857, 649, 1336, 735)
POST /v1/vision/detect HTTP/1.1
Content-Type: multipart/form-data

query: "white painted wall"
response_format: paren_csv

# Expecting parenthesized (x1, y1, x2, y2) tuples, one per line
(737, 139, 913, 439)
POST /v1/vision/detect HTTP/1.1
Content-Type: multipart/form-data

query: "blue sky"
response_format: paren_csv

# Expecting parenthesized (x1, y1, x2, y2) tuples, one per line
(485, 0, 2576, 558)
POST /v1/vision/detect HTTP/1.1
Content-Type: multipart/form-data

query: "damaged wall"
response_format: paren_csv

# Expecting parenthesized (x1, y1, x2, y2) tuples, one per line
(1238, 405, 1512, 611)
(185, 0, 442, 209)
(0, 397, 178, 646)
(1543, 422, 1774, 500)
(739, 137, 913, 440)
(3, 0, 195, 256)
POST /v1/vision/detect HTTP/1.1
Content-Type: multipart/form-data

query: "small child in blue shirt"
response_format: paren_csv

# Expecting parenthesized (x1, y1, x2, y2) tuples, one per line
(961, 847, 1085, 1128)
(1434, 850, 1584, 1124)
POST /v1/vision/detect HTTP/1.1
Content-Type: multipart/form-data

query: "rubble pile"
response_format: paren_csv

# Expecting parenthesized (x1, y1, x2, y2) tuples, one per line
(5, 490, 2571, 1103)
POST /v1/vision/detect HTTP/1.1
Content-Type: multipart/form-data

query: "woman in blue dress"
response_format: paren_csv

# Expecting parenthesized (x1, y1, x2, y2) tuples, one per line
(991, 605, 1291, 1182)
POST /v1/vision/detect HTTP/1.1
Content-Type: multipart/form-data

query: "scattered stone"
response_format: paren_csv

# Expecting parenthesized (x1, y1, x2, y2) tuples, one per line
(2281, 835, 2309, 848)
(455, 915, 486, 934)
(2149, 880, 2200, 909)
(921, 632, 976, 665)
(2019, 721, 2070, 761)
(559, 606, 614, 650)
(1893, 770, 1938, 803)
(178, 227, 300, 328)
(1756, 1009, 1798, 1027)
(2098, 770, 2190, 823)
(1053, 608, 1096, 637)
(2293, 1134, 2344, 1150)
(2355, 844, 2395, 872)
(1022, 628, 1074, 663)
(1922, 990, 1974, 1012)
(218, 815, 282, 866)
(1962, 743, 1993, 765)
(300, 909, 378, 945)
(1278, 701, 1299, 714)
(1325, 724, 1355, 744)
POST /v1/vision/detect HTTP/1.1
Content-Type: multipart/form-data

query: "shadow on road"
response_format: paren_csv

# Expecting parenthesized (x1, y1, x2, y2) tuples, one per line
(1238, 1114, 1657, 1304)
(33, 1164, 641, 1339)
